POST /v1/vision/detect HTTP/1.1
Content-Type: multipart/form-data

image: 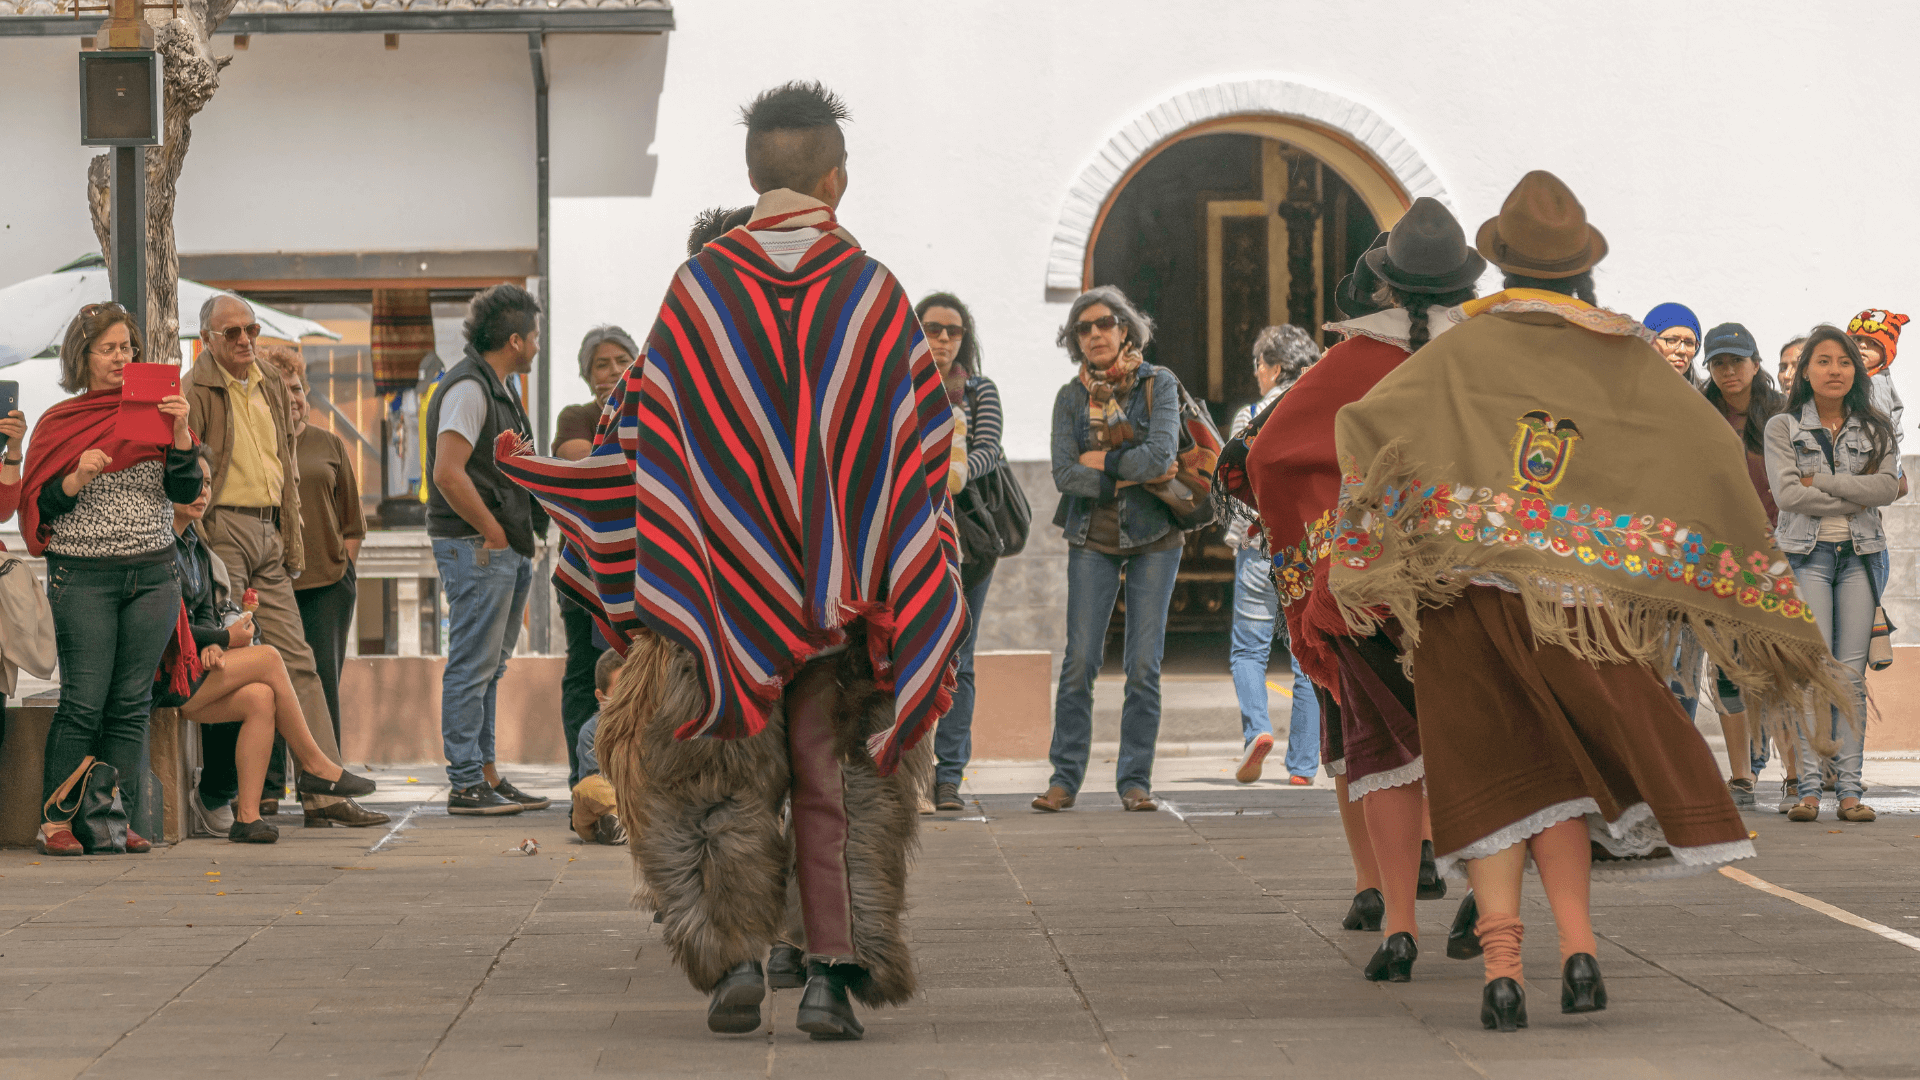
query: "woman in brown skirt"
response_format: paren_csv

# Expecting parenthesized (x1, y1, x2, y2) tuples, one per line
(1327, 172, 1848, 1031)
(1241, 198, 1486, 981)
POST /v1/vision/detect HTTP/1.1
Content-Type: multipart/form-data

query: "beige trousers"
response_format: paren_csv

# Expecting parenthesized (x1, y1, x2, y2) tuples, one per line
(570, 773, 619, 842)
(202, 507, 343, 808)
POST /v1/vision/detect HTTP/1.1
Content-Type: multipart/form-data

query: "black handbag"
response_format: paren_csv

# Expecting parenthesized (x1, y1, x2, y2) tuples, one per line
(969, 465, 1031, 558)
(43, 756, 129, 854)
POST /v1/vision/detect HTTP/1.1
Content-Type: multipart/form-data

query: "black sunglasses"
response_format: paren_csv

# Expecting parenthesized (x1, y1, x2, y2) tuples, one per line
(1074, 315, 1121, 337)
(924, 322, 965, 340)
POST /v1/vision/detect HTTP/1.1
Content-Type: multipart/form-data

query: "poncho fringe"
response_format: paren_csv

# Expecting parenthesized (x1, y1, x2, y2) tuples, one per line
(1331, 439, 1859, 757)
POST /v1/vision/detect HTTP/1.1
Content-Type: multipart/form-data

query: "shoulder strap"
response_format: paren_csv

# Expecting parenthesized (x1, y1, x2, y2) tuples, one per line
(1811, 427, 1838, 474)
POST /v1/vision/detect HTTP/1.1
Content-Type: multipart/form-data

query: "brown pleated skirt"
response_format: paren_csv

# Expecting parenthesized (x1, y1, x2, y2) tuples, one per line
(1411, 587, 1753, 881)
(1329, 630, 1423, 798)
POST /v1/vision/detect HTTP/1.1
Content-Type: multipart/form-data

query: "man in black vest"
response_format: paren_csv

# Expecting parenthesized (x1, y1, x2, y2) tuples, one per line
(427, 284, 553, 815)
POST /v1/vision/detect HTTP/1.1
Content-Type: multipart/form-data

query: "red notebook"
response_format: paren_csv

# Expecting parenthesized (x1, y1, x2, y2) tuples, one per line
(116, 362, 180, 445)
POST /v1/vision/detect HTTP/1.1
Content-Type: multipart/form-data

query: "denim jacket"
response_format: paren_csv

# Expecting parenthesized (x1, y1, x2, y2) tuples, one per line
(1050, 363, 1182, 550)
(1763, 401, 1901, 555)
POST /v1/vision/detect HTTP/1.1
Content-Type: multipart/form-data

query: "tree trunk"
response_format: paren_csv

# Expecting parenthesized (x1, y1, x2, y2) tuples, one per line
(87, 0, 238, 365)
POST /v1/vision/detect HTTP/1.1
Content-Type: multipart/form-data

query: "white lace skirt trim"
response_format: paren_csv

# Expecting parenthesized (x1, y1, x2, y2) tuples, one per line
(1326, 757, 1347, 777)
(1345, 756, 1424, 801)
(1433, 798, 1756, 882)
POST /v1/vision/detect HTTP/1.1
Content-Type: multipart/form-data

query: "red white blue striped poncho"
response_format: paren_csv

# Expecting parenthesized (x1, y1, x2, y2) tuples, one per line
(496, 223, 965, 776)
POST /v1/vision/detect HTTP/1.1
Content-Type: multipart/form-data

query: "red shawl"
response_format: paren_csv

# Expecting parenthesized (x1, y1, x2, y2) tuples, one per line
(1248, 332, 1413, 694)
(19, 388, 171, 557)
(21, 386, 203, 696)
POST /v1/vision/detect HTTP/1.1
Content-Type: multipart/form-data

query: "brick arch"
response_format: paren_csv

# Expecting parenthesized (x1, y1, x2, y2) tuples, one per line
(1046, 79, 1450, 291)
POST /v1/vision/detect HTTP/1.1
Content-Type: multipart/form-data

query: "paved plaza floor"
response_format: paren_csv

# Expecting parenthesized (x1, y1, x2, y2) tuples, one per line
(2, 759, 1917, 1079)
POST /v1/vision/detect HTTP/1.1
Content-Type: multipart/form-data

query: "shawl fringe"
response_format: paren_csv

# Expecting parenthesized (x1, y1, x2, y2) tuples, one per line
(1332, 439, 1860, 756)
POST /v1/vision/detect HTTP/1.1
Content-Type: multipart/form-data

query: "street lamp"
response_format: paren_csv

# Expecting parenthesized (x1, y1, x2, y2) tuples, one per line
(75, 0, 173, 338)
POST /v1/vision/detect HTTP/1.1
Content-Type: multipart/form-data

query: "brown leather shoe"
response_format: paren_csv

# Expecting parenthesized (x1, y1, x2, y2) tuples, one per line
(1121, 788, 1158, 812)
(303, 797, 392, 828)
(1031, 786, 1075, 812)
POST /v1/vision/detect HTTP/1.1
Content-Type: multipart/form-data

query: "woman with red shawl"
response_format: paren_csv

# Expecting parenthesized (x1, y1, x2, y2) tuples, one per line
(24, 303, 203, 856)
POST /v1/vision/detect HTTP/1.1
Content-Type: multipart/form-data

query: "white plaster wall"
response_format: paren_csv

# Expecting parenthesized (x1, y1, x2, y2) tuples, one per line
(6, 1, 1920, 457)
(551, 0, 1920, 460)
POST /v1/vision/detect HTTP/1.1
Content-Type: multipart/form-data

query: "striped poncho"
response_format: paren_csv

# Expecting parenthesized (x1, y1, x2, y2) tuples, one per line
(498, 209, 965, 775)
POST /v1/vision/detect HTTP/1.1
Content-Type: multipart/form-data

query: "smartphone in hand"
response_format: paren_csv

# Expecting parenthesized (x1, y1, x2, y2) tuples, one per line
(0, 380, 18, 454)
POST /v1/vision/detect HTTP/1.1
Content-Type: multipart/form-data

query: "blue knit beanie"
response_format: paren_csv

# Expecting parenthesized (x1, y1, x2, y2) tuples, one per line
(1642, 302, 1700, 340)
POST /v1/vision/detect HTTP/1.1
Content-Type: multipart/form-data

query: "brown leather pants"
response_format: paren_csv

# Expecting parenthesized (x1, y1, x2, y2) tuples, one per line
(785, 656, 857, 962)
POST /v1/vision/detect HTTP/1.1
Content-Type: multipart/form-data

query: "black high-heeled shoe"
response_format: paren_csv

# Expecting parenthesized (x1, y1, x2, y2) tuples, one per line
(1446, 890, 1483, 960)
(1417, 839, 1448, 900)
(1363, 931, 1417, 982)
(1561, 952, 1607, 1014)
(1481, 977, 1528, 1032)
(1342, 888, 1384, 931)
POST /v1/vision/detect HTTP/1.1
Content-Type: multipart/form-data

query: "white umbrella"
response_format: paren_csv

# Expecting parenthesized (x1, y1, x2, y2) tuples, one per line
(0, 254, 341, 369)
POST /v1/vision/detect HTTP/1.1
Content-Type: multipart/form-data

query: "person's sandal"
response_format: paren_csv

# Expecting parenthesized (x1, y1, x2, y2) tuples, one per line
(1031, 786, 1075, 812)
(1787, 800, 1819, 822)
(1836, 803, 1876, 823)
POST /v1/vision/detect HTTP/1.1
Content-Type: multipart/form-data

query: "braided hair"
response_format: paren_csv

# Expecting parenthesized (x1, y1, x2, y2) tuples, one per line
(1374, 283, 1477, 351)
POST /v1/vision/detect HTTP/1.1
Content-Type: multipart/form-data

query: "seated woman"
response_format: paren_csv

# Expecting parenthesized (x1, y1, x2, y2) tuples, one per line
(166, 450, 375, 843)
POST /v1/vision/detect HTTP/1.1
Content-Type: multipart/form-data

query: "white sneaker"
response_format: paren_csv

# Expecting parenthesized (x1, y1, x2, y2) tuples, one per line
(193, 794, 234, 837)
(1236, 733, 1276, 784)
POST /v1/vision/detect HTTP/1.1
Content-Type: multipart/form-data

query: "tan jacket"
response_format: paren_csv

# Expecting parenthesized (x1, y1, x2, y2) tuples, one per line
(186, 349, 305, 575)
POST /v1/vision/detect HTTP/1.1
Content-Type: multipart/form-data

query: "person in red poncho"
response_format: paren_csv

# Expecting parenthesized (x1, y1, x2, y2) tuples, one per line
(1244, 199, 1484, 983)
(21, 303, 202, 857)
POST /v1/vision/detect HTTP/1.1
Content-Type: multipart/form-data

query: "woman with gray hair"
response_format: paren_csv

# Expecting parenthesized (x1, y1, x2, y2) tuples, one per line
(1033, 285, 1184, 814)
(553, 324, 638, 785)
(1226, 325, 1322, 786)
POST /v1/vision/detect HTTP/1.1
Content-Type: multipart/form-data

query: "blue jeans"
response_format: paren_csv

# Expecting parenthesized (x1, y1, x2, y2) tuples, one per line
(934, 569, 994, 788)
(1787, 543, 1870, 801)
(1229, 547, 1319, 777)
(42, 557, 182, 813)
(434, 538, 532, 789)
(1049, 544, 1182, 796)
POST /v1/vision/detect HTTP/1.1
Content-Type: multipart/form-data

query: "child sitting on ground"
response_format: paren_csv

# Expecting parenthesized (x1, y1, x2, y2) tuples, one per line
(571, 648, 628, 845)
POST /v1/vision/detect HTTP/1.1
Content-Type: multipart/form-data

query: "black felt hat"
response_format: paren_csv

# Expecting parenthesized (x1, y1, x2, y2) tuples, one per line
(1365, 197, 1487, 295)
(1334, 232, 1389, 319)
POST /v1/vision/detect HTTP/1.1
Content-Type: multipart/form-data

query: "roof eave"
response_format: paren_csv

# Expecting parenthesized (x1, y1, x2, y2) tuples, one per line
(0, 8, 673, 36)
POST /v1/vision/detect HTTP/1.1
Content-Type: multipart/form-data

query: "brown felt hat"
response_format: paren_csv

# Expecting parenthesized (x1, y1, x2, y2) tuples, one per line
(1475, 170, 1608, 279)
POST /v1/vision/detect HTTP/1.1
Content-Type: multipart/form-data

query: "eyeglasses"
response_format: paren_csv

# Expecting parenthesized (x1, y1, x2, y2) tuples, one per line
(89, 342, 140, 359)
(1655, 333, 1698, 352)
(216, 323, 262, 343)
(1074, 315, 1121, 337)
(924, 322, 965, 340)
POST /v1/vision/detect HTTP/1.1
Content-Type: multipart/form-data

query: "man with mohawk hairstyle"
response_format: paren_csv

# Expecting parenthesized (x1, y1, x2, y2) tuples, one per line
(498, 82, 962, 1042)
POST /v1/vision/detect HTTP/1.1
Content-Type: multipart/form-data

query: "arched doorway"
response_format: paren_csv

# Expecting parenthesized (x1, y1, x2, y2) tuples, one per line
(1081, 112, 1414, 636)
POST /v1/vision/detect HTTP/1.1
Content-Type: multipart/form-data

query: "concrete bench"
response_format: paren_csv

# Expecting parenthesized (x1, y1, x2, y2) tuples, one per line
(1, 694, 190, 848)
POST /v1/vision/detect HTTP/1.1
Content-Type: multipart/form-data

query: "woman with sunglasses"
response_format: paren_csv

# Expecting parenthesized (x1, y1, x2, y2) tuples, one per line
(914, 291, 1004, 813)
(1764, 325, 1899, 824)
(1033, 285, 1183, 814)
(20, 303, 203, 855)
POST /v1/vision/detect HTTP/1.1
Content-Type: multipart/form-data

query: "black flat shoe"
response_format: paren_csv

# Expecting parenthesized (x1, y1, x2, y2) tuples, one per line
(795, 964, 865, 1041)
(1447, 890, 1483, 960)
(767, 944, 807, 990)
(1417, 839, 1448, 900)
(296, 769, 376, 798)
(1342, 888, 1384, 932)
(1481, 977, 1528, 1032)
(1561, 952, 1607, 1014)
(227, 818, 279, 844)
(706, 960, 765, 1034)
(1363, 931, 1417, 983)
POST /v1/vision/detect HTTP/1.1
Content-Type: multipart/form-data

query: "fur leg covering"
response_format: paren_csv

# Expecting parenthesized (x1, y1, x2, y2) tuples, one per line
(598, 631, 791, 993)
(818, 647, 932, 1008)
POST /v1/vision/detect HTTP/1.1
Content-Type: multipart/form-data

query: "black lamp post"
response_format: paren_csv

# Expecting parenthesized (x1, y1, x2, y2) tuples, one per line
(77, 0, 167, 340)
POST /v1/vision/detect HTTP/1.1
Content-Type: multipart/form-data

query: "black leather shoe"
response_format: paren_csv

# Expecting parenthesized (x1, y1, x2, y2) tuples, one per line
(296, 768, 376, 798)
(1447, 890, 1483, 960)
(304, 798, 391, 828)
(448, 784, 524, 816)
(1481, 977, 1528, 1032)
(228, 818, 279, 844)
(1363, 931, 1417, 982)
(795, 963, 864, 1041)
(492, 778, 553, 811)
(706, 960, 765, 1034)
(1417, 839, 1448, 900)
(934, 781, 964, 812)
(592, 813, 628, 845)
(766, 944, 807, 990)
(1561, 952, 1607, 1014)
(1342, 888, 1384, 931)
